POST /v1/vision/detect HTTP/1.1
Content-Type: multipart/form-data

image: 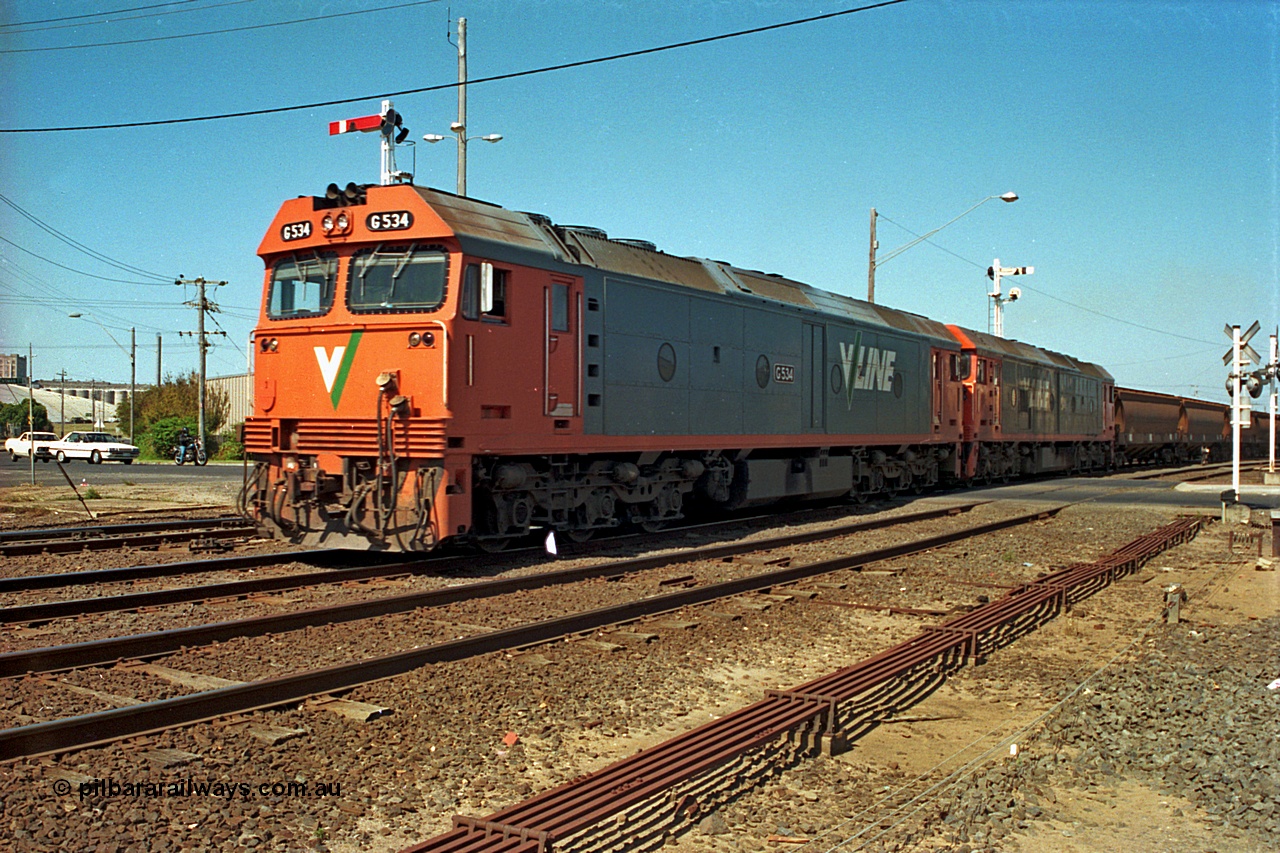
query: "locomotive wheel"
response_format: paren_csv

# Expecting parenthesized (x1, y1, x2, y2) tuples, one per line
(639, 519, 667, 533)
(476, 537, 511, 554)
(565, 528, 594, 543)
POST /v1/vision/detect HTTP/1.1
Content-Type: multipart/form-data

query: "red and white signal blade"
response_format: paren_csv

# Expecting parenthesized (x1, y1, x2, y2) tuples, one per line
(328, 114, 382, 135)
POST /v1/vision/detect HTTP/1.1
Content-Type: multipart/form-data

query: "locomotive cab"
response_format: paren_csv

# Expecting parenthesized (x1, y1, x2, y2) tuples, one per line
(244, 182, 597, 550)
(244, 184, 477, 549)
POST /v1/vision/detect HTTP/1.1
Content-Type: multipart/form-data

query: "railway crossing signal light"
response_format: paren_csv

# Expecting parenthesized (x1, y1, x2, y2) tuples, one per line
(1223, 321, 1263, 504)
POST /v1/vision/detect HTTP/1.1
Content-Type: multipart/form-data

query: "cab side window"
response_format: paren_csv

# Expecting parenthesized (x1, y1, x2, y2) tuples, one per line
(486, 269, 508, 320)
(552, 283, 570, 332)
(461, 263, 508, 322)
(461, 264, 480, 320)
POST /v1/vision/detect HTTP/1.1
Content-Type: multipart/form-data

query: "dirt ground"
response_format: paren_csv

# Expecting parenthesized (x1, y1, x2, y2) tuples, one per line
(0, 481, 240, 527)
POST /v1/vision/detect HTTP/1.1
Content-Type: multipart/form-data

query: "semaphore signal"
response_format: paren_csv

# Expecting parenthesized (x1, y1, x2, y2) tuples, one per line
(330, 100, 411, 186)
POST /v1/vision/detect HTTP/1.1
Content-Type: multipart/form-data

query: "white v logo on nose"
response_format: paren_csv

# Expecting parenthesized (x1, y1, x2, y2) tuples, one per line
(315, 346, 345, 393)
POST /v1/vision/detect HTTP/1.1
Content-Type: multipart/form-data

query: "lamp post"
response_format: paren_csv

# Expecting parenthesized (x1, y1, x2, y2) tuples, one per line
(868, 192, 1019, 303)
(69, 313, 135, 444)
(423, 129, 502, 197)
(421, 16, 503, 197)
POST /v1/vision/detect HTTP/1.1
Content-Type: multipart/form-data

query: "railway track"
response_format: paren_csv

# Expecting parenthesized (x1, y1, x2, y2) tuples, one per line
(0, 516, 260, 556)
(400, 516, 1204, 853)
(0, 501, 1057, 761)
(0, 498, 954, 596)
(1122, 460, 1265, 482)
(0, 502, 986, 627)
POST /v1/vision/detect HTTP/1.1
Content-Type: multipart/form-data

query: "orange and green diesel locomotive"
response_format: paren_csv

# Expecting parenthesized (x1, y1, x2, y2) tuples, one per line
(245, 182, 1222, 552)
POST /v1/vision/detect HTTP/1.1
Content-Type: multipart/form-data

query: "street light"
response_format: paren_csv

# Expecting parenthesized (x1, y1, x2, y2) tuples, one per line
(422, 127, 503, 197)
(69, 313, 136, 444)
(867, 192, 1019, 303)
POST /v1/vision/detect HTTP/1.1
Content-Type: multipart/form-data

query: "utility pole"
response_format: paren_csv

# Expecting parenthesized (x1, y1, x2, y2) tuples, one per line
(127, 327, 136, 445)
(867, 208, 877, 303)
(177, 277, 227, 451)
(28, 344, 34, 485)
(1270, 331, 1277, 477)
(423, 18, 501, 193)
(156, 333, 162, 387)
(456, 16, 468, 197)
(59, 369, 66, 434)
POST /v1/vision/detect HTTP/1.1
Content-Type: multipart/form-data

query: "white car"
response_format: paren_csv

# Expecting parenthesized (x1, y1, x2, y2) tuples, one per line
(5, 431, 57, 461)
(49, 431, 140, 464)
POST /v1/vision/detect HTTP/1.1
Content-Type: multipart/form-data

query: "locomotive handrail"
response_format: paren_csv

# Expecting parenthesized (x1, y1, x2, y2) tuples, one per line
(420, 318, 450, 410)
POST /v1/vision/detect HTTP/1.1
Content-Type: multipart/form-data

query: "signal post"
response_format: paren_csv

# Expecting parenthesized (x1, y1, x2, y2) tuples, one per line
(1223, 322, 1261, 507)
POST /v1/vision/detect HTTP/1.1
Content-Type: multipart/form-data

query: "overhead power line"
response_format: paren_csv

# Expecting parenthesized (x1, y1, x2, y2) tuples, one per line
(0, 236, 171, 285)
(874, 212, 1219, 347)
(0, 0, 204, 28)
(0, 192, 171, 281)
(0, 0, 439, 53)
(0, 0, 254, 35)
(0, 0, 913, 132)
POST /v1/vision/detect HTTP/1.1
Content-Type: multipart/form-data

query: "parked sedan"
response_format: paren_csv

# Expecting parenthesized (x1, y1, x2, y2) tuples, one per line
(5, 431, 57, 461)
(49, 432, 141, 464)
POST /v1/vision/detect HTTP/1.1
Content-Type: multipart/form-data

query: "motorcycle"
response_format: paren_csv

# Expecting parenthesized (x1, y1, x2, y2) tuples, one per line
(174, 438, 208, 466)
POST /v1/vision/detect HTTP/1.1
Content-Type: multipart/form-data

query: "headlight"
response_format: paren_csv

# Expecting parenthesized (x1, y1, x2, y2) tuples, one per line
(408, 332, 421, 347)
(321, 214, 334, 234)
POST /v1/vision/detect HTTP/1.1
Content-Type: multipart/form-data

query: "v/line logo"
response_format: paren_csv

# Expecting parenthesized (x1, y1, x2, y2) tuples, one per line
(314, 330, 364, 409)
(838, 331, 898, 408)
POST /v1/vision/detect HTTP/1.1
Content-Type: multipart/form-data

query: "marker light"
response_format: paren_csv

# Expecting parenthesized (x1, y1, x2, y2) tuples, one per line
(408, 332, 422, 347)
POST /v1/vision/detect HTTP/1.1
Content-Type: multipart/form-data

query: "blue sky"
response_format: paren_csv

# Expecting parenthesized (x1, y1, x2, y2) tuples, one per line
(1, 0, 1276, 403)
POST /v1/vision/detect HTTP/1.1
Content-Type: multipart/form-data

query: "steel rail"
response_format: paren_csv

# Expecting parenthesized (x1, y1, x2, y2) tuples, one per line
(0, 549, 358, 595)
(0, 501, 984, 597)
(1123, 461, 1259, 482)
(398, 516, 1203, 853)
(0, 516, 248, 544)
(0, 504, 1048, 760)
(1, 561, 428, 624)
(0, 503, 989, 669)
(0, 522, 260, 557)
